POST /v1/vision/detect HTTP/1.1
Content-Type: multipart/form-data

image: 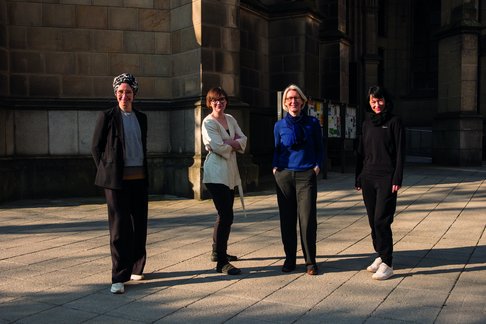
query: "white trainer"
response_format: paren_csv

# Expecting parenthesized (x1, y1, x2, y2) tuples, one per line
(110, 282, 125, 294)
(367, 257, 382, 273)
(130, 274, 144, 281)
(372, 263, 393, 280)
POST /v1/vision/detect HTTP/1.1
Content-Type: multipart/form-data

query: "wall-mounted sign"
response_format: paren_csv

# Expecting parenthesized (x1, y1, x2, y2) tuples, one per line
(328, 103, 341, 138)
(307, 99, 325, 128)
(345, 106, 357, 139)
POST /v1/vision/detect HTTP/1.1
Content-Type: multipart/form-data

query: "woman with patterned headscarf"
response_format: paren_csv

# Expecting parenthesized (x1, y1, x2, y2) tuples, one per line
(92, 73, 149, 294)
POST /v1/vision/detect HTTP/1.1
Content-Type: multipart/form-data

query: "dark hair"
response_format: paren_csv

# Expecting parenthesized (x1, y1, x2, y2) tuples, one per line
(206, 87, 228, 109)
(367, 85, 393, 111)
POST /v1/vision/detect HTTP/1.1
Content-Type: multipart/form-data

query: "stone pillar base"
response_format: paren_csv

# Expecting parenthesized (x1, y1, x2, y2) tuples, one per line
(188, 154, 206, 200)
(189, 153, 260, 200)
(238, 154, 260, 192)
(432, 113, 483, 166)
(190, 98, 260, 200)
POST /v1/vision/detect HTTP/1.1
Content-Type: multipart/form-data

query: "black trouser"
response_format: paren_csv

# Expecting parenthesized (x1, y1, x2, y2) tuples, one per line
(205, 183, 235, 265)
(274, 169, 317, 266)
(104, 179, 148, 283)
(361, 173, 396, 267)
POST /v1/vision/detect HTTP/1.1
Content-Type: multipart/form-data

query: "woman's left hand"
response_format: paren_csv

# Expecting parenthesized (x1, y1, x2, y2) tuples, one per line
(392, 185, 401, 193)
(313, 166, 320, 176)
(224, 139, 241, 150)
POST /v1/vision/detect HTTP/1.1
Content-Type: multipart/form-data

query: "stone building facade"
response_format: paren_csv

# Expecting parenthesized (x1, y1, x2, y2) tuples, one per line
(0, 0, 484, 202)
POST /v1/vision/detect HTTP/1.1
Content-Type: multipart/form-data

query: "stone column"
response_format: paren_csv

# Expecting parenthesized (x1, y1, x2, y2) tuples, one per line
(0, 0, 13, 159)
(0, 0, 6, 97)
(319, 0, 350, 103)
(318, 0, 352, 173)
(188, 99, 206, 199)
(479, 0, 486, 160)
(362, 0, 380, 90)
(433, 1, 483, 165)
(189, 0, 258, 199)
(200, 0, 240, 95)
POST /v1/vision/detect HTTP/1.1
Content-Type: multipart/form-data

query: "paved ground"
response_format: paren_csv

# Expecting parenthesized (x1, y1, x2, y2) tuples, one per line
(0, 161, 485, 323)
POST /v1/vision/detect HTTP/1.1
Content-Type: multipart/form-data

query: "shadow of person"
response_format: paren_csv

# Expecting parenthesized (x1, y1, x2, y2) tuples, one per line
(125, 245, 484, 292)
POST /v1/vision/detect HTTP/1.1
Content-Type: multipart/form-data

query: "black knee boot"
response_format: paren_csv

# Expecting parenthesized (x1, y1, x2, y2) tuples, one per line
(211, 243, 238, 262)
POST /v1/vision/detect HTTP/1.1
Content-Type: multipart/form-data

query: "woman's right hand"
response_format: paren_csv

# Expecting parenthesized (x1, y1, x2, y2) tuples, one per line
(224, 139, 241, 150)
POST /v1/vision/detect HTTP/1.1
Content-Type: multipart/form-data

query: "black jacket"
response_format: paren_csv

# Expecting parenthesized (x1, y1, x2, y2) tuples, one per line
(91, 106, 148, 189)
(355, 114, 405, 188)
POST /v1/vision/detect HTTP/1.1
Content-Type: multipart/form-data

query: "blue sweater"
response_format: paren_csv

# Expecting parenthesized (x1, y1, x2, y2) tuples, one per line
(273, 115, 324, 171)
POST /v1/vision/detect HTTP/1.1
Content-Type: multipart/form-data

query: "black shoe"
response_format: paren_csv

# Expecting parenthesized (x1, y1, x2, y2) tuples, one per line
(281, 260, 296, 273)
(211, 252, 238, 262)
(216, 263, 241, 275)
(306, 264, 318, 275)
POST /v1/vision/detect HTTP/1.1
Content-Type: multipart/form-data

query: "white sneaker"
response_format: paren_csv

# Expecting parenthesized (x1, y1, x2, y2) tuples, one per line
(130, 274, 144, 281)
(110, 282, 125, 294)
(367, 257, 382, 273)
(372, 263, 393, 280)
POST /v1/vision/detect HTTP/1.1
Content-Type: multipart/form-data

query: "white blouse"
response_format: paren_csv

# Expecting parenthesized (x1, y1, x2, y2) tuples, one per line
(202, 113, 247, 189)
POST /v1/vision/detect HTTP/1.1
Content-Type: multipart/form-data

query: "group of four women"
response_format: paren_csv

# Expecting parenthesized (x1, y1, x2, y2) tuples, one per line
(92, 74, 405, 294)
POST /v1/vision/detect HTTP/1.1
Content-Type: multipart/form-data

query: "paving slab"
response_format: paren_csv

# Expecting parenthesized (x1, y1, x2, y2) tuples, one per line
(0, 161, 485, 323)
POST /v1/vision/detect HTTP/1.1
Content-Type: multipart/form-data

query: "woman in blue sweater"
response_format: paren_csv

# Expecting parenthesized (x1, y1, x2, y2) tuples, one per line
(273, 84, 324, 275)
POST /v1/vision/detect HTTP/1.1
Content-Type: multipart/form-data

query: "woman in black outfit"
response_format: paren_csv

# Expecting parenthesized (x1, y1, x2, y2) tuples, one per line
(355, 85, 405, 280)
(92, 73, 149, 294)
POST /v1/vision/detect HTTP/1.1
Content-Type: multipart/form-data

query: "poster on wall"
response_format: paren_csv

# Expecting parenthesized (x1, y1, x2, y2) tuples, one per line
(328, 102, 341, 138)
(345, 106, 357, 139)
(307, 99, 325, 128)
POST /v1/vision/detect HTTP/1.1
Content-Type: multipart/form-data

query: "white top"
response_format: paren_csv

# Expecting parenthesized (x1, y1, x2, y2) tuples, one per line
(202, 113, 247, 189)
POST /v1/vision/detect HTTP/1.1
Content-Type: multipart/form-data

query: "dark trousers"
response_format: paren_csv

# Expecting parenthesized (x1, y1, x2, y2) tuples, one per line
(361, 173, 396, 267)
(274, 169, 317, 265)
(104, 179, 148, 283)
(205, 183, 234, 265)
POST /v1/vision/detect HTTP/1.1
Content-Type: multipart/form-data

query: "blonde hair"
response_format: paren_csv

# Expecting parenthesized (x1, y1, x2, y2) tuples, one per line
(282, 84, 307, 111)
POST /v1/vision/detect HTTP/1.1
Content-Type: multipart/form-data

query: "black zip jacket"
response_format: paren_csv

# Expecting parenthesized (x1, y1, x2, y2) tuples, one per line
(355, 114, 405, 188)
